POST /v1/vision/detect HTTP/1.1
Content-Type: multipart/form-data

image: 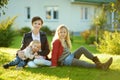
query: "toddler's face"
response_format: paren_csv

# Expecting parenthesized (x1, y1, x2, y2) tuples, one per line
(32, 43, 41, 52)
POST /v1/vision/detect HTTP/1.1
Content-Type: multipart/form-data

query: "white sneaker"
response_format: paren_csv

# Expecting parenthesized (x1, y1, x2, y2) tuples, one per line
(16, 67, 23, 70)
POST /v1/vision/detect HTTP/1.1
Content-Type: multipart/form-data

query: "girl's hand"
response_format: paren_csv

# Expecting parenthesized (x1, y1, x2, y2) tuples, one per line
(35, 56, 40, 59)
(34, 52, 38, 56)
(43, 56, 46, 59)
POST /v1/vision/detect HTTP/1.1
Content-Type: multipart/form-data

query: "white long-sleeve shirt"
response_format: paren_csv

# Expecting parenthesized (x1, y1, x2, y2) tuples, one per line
(23, 46, 35, 59)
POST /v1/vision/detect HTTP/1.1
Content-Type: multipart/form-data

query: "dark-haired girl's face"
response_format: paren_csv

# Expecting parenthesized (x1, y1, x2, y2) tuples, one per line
(32, 20, 42, 30)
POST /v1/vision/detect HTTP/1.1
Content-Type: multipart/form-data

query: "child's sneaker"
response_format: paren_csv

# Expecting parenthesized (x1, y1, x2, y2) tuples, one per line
(3, 64, 9, 69)
(16, 67, 23, 70)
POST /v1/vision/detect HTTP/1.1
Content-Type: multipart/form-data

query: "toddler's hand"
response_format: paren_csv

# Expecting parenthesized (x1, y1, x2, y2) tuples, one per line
(18, 51, 25, 59)
(35, 56, 40, 59)
(34, 52, 38, 56)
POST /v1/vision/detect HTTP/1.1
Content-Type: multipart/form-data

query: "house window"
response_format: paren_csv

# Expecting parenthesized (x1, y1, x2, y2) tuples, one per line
(80, 7, 89, 20)
(0, 12, 1, 17)
(45, 6, 58, 21)
(94, 8, 97, 18)
(25, 7, 31, 20)
(85, 7, 88, 19)
(0, 10, 2, 17)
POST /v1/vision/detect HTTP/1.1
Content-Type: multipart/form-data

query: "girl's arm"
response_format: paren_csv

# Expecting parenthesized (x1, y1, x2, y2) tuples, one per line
(51, 40, 61, 67)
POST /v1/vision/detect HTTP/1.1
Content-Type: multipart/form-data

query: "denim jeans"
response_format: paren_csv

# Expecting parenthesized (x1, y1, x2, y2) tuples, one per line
(8, 56, 26, 67)
(27, 58, 51, 68)
(63, 47, 96, 68)
(70, 47, 95, 68)
(63, 53, 74, 66)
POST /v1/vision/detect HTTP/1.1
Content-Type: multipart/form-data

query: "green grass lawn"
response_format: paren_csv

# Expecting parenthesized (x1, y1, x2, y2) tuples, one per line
(9, 35, 99, 53)
(0, 35, 120, 80)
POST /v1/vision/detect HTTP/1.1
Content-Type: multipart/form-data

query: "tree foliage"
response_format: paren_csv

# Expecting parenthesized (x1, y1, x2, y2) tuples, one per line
(0, 0, 9, 14)
(0, 0, 9, 8)
(0, 16, 17, 47)
(95, 31, 120, 55)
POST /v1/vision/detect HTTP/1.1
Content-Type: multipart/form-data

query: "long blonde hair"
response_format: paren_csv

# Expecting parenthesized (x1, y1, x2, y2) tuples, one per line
(51, 24, 72, 49)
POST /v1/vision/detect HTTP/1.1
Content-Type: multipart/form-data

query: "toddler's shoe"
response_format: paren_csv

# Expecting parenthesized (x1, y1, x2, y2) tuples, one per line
(3, 64, 9, 69)
(16, 67, 23, 70)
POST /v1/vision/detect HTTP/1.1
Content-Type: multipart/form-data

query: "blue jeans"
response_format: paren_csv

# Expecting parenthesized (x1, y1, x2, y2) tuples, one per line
(8, 56, 26, 67)
(64, 47, 96, 68)
(63, 53, 74, 66)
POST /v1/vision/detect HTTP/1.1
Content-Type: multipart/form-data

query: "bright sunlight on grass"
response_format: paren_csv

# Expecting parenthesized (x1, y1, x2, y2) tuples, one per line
(0, 35, 120, 80)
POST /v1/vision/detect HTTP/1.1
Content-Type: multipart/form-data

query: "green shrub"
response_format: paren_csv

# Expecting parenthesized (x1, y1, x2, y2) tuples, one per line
(19, 26, 31, 36)
(81, 30, 97, 44)
(70, 31, 74, 43)
(0, 16, 17, 47)
(41, 25, 52, 35)
(81, 30, 90, 42)
(86, 35, 96, 44)
(95, 31, 120, 55)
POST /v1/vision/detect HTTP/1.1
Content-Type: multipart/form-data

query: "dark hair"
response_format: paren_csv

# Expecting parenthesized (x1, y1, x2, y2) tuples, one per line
(31, 16, 43, 24)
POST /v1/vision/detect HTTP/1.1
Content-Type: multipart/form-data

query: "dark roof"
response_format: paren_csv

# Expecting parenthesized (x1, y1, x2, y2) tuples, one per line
(73, 0, 116, 4)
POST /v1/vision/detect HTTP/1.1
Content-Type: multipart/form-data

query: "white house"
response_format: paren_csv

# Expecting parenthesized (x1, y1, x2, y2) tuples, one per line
(0, 0, 115, 33)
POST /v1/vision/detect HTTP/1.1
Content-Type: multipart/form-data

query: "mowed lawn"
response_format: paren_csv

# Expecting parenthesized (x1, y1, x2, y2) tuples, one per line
(0, 35, 120, 80)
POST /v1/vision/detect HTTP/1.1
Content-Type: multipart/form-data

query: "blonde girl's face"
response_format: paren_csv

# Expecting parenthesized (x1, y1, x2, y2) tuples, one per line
(32, 20, 42, 30)
(58, 28, 67, 39)
(31, 43, 41, 52)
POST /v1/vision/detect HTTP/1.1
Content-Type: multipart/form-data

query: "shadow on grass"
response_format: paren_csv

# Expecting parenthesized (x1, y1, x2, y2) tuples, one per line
(24, 66, 120, 80)
(1, 50, 120, 80)
(0, 51, 12, 65)
(24, 66, 71, 79)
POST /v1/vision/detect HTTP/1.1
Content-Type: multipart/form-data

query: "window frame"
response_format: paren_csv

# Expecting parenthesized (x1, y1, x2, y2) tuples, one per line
(80, 7, 90, 21)
(25, 6, 31, 21)
(45, 6, 59, 21)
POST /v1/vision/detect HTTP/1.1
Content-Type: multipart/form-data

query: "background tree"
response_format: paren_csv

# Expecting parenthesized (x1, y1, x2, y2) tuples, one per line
(0, 0, 9, 15)
(105, 0, 120, 29)
(95, 0, 120, 55)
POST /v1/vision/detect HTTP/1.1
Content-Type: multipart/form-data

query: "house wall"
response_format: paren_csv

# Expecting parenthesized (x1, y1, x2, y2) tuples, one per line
(0, 0, 102, 32)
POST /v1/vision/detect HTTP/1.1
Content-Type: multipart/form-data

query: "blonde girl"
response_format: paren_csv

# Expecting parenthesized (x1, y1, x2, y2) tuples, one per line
(51, 24, 113, 70)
